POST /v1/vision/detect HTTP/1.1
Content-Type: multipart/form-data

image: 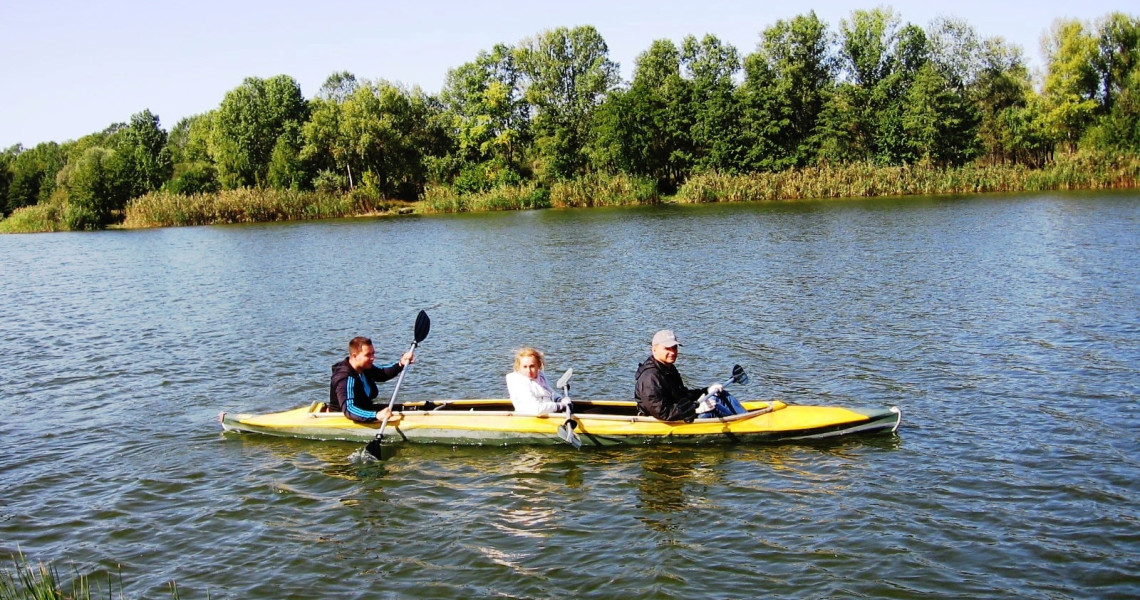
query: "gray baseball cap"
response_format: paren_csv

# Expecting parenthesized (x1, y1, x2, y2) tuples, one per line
(652, 329, 682, 347)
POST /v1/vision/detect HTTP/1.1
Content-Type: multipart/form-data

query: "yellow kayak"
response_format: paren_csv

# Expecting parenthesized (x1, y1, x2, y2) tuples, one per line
(219, 399, 901, 446)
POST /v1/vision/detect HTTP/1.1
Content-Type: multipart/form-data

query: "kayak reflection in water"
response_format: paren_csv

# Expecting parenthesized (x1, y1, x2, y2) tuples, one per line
(634, 329, 746, 422)
(506, 347, 573, 416)
(329, 336, 415, 423)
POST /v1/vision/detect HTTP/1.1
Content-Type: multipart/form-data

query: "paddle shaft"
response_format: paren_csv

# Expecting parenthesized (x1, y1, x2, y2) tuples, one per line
(374, 340, 417, 440)
(556, 374, 581, 449)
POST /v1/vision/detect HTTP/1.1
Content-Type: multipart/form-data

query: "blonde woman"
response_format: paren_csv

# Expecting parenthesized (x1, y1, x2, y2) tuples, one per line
(506, 347, 572, 415)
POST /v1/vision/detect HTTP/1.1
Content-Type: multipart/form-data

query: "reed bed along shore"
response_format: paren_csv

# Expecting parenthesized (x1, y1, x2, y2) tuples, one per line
(418, 173, 660, 213)
(423, 153, 1138, 212)
(674, 153, 1140, 203)
(119, 188, 410, 229)
(3, 153, 1137, 233)
(0, 201, 68, 234)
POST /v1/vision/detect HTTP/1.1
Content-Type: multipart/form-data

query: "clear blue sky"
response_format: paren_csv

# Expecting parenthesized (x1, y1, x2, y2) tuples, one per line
(0, 0, 1130, 149)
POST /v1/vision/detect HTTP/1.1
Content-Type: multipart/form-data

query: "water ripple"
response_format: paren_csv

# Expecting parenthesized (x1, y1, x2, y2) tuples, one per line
(1, 194, 1139, 598)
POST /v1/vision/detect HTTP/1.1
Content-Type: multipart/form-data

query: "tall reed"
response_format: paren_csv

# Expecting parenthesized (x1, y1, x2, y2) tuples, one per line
(675, 153, 1140, 204)
(419, 181, 550, 213)
(419, 173, 660, 213)
(122, 188, 403, 228)
(0, 202, 67, 234)
(0, 553, 109, 600)
(549, 173, 659, 208)
(0, 552, 194, 600)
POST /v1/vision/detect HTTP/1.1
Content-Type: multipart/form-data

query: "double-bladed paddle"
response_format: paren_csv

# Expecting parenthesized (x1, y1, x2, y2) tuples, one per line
(696, 364, 751, 418)
(727, 364, 749, 386)
(554, 368, 581, 449)
(364, 310, 431, 460)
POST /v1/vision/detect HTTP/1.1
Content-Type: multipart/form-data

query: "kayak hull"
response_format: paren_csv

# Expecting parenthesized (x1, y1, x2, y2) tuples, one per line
(219, 399, 901, 447)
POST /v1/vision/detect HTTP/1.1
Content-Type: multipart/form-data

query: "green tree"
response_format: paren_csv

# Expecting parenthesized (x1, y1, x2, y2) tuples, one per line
(315, 80, 448, 199)
(902, 63, 979, 165)
(7, 142, 66, 211)
(1084, 14, 1140, 154)
(61, 146, 130, 229)
(441, 44, 530, 169)
(839, 7, 902, 88)
(319, 71, 359, 103)
(927, 17, 982, 92)
(740, 12, 836, 170)
(267, 121, 307, 190)
(517, 25, 619, 180)
(590, 39, 693, 189)
(117, 109, 173, 197)
(166, 113, 219, 194)
(821, 9, 934, 165)
(1093, 67, 1140, 151)
(996, 97, 1054, 166)
(972, 37, 1037, 164)
(1092, 13, 1140, 112)
(0, 146, 15, 215)
(815, 82, 873, 163)
(209, 75, 309, 188)
(681, 34, 744, 172)
(1042, 19, 1100, 151)
(303, 74, 359, 190)
(872, 23, 930, 164)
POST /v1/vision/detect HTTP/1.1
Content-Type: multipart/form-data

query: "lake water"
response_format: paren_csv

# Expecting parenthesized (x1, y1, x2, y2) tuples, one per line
(1, 192, 1138, 599)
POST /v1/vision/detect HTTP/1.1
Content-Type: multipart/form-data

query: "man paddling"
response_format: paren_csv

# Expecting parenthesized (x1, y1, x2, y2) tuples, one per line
(634, 329, 743, 421)
(330, 336, 415, 422)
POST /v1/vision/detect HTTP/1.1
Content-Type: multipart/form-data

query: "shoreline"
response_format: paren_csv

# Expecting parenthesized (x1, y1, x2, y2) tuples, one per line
(3, 153, 1138, 234)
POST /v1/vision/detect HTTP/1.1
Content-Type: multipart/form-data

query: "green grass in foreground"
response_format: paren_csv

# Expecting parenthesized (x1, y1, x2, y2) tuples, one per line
(0, 553, 193, 600)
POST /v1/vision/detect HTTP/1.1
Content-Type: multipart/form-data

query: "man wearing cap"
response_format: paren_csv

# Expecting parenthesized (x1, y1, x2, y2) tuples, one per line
(634, 329, 730, 421)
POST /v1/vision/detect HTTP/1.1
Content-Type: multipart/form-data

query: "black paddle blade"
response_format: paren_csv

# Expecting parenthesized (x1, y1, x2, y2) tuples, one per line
(731, 364, 749, 386)
(414, 310, 431, 343)
(364, 437, 400, 461)
(365, 437, 385, 459)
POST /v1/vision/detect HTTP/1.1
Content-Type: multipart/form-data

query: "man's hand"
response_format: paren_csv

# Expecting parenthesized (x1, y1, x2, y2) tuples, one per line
(695, 394, 717, 414)
(399, 350, 416, 367)
(376, 406, 401, 421)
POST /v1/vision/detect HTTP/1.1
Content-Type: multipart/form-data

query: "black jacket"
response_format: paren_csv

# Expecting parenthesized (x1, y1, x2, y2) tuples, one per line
(329, 357, 404, 422)
(634, 355, 706, 422)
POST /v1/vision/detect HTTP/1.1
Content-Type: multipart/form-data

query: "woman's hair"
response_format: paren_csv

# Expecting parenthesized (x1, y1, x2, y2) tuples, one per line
(513, 347, 545, 371)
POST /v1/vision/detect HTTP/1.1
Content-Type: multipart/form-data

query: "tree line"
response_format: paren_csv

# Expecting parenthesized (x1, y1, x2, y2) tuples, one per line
(2, 8, 1139, 230)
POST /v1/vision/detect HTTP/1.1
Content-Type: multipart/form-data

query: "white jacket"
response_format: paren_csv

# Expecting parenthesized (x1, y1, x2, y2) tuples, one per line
(506, 371, 563, 415)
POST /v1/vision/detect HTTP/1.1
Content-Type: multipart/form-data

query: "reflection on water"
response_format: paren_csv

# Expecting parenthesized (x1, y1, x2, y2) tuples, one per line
(639, 447, 701, 515)
(2, 193, 1139, 598)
